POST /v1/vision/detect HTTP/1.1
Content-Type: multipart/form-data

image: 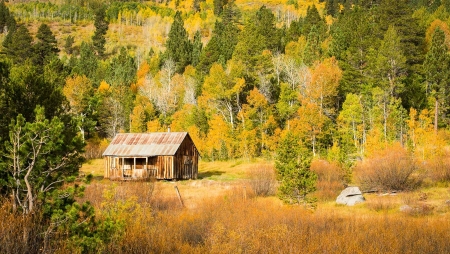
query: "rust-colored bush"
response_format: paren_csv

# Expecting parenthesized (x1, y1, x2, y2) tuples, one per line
(311, 159, 345, 201)
(4, 185, 450, 253)
(355, 143, 422, 191)
(101, 190, 450, 253)
(247, 164, 277, 197)
(0, 202, 68, 254)
(425, 150, 450, 182)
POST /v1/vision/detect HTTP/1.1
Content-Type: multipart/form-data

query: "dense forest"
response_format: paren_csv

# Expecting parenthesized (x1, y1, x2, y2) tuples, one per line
(2, 0, 450, 252)
(2, 0, 450, 161)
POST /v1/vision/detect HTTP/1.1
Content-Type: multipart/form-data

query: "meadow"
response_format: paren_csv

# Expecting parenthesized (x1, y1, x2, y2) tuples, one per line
(1, 158, 450, 253)
(77, 159, 450, 253)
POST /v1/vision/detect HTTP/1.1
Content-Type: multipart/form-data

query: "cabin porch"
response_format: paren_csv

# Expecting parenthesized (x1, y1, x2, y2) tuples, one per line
(104, 156, 158, 180)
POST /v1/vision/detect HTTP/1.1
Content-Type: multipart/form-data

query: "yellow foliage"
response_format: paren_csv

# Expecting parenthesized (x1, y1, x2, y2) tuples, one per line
(63, 74, 92, 114)
(285, 36, 306, 63)
(206, 115, 233, 158)
(239, 129, 259, 159)
(147, 120, 163, 132)
(98, 80, 111, 93)
(131, 105, 146, 133)
(364, 128, 385, 157)
(184, 12, 203, 37)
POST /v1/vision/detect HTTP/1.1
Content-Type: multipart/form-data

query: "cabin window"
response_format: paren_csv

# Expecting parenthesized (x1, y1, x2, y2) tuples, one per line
(135, 158, 145, 169)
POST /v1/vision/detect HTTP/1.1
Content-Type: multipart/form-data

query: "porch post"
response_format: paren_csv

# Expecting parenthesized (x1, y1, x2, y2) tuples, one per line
(122, 157, 125, 177)
(133, 157, 136, 178)
(145, 157, 148, 178)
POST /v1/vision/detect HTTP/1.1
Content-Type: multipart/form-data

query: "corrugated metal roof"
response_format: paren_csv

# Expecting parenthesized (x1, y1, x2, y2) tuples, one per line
(102, 132, 189, 157)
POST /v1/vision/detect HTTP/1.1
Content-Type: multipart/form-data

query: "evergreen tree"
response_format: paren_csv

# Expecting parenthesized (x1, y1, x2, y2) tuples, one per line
(232, 18, 267, 75)
(2, 25, 33, 64)
(377, 0, 425, 73)
(285, 20, 303, 43)
(275, 132, 317, 206)
(423, 28, 450, 131)
(192, 30, 203, 67)
(92, 5, 109, 58)
(329, 6, 377, 101)
(213, 0, 228, 16)
(371, 25, 407, 97)
(0, 1, 16, 34)
(106, 47, 136, 87)
(255, 5, 282, 52)
(64, 35, 75, 54)
(72, 42, 99, 82)
(1, 106, 84, 214)
(33, 23, 59, 67)
(0, 60, 10, 148)
(303, 4, 326, 36)
(197, 3, 240, 73)
(325, 0, 338, 16)
(304, 25, 322, 66)
(163, 11, 192, 73)
(6, 63, 66, 123)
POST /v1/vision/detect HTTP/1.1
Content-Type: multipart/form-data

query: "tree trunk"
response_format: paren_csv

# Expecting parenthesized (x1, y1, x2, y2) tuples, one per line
(435, 98, 438, 134)
(24, 168, 34, 214)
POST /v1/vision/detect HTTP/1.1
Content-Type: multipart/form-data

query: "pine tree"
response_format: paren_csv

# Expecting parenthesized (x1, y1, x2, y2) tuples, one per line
(232, 18, 266, 75)
(325, 0, 338, 16)
(2, 106, 84, 214)
(64, 35, 75, 54)
(275, 132, 317, 205)
(0, 1, 15, 34)
(329, 6, 376, 101)
(163, 11, 192, 73)
(192, 30, 203, 67)
(92, 6, 109, 57)
(377, 0, 425, 73)
(371, 25, 407, 97)
(197, 3, 240, 73)
(303, 4, 326, 36)
(106, 47, 136, 87)
(423, 27, 450, 131)
(304, 25, 322, 66)
(2, 25, 33, 64)
(33, 23, 59, 67)
(213, 0, 227, 16)
(72, 42, 99, 82)
(255, 5, 281, 52)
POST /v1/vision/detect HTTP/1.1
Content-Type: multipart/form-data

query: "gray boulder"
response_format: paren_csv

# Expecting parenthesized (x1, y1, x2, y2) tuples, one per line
(336, 187, 365, 206)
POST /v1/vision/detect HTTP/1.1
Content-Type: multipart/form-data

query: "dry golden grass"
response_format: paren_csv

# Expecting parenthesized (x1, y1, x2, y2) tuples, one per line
(80, 158, 105, 177)
(4, 158, 450, 253)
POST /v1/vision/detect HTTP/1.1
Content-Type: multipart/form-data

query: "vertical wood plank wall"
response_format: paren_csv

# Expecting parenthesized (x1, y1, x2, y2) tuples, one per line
(104, 135, 199, 180)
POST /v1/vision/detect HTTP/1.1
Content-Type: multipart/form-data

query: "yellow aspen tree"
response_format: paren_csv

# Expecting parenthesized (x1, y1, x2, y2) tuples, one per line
(206, 115, 233, 160)
(63, 75, 92, 115)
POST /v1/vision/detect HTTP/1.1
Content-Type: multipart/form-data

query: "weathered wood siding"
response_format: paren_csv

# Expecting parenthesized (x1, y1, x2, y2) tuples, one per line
(173, 135, 198, 180)
(103, 133, 198, 180)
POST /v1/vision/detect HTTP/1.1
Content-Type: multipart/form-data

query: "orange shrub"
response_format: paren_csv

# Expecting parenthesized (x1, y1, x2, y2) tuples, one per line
(247, 164, 277, 197)
(355, 143, 422, 191)
(310, 159, 345, 201)
(425, 149, 450, 182)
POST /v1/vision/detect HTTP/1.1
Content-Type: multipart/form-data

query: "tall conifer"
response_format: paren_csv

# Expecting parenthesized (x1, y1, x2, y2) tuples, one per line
(423, 28, 450, 131)
(92, 6, 109, 58)
(164, 11, 192, 73)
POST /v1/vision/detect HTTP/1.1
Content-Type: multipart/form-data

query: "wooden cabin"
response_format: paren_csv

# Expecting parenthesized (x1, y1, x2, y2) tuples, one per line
(102, 132, 199, 180)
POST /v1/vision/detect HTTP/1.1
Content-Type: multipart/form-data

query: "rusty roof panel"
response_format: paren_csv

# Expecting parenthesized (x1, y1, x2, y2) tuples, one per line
(102, 132, 188, 157)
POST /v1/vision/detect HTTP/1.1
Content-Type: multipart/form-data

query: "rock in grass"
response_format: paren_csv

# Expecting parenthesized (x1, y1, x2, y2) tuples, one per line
(336, 187, 365, 206)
